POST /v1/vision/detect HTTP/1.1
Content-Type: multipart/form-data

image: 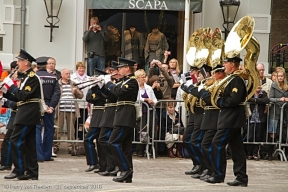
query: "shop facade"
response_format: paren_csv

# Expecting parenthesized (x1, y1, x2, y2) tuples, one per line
(0, 0, 271, 73)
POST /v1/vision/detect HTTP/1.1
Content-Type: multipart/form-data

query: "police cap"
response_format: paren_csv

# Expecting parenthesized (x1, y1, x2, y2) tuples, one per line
(223, 56, 242, 63)
(35, 56, 50, 66)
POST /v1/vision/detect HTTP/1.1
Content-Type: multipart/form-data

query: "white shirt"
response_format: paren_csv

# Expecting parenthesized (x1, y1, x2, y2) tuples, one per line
(137, 83, 157, 105)
(70, 72, 90, 109)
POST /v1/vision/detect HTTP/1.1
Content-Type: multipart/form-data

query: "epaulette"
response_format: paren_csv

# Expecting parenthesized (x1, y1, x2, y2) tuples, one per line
(129, 76, 136, 79)
(28, 71, 35, 78)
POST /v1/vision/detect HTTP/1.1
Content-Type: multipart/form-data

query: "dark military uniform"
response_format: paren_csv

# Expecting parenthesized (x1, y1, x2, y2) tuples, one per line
(4, 68, 41, 178)
(36, 62, 60, 161)
(209, 75, 248, 184)
(0, 100, 17, 169)
(197, 87, 220, 178)
(105, 73, 139, 173)
(97, 80, 120, 175)
(84, 85, 106, 170)
(182, 83, 205, 174)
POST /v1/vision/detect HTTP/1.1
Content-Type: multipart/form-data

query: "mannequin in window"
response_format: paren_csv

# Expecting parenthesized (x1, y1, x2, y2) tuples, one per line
(144, 28, 169, 72)
(105, 26, 121, 67)
(123, 27, 144, 68)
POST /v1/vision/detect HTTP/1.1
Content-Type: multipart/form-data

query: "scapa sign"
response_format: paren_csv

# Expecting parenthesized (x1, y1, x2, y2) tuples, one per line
(129, 0, 168, 10)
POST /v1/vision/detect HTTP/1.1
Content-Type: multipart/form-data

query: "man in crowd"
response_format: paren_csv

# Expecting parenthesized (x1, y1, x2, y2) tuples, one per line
(83, 17, 108, 76)
(54, 69, 83, 154)
(35, 57, 60, 162)
(46, 57, 61, 80)
(256, 63, 272, 97)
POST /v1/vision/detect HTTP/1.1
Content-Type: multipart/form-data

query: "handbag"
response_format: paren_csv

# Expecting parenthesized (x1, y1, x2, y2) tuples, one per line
(135, 88, 142, 120)
(36, 75, 47, 116)
(139, 125, 148, 143)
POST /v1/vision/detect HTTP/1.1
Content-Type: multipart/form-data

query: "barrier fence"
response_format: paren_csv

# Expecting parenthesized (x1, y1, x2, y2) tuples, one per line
(0, 99, 287, 161)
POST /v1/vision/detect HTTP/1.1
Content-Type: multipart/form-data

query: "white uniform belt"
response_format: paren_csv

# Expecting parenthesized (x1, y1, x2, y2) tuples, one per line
(116, 101, 135, 106)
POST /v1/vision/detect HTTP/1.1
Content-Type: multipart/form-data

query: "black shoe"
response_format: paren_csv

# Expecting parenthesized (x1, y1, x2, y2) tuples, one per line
(205, 176, 223, 184)
(199, 169, 208, 177)
(85, 165, 98, 172)
(227, 180, 248, 187)
(44, 158, 54, 161)
(17, 174, 38, 180)
(191, 173, 200, 179)
(0, 166, 12, 171)
(137, 153, 144, 157)
(112, 169, 133, 183)
(98, 171, 110, 176)
(109, 166, 120, 176)
(4, 173, 17, 179)
(37, 160, 44, 163)
(185, 165, 202, 175)
(200, 174, 210, 181)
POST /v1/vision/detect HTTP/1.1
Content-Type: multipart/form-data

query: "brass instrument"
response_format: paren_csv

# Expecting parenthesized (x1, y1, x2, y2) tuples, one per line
(210, 16, 260, 108)
(194, 28, 212, 68)
(209, 28, 225, 68)
(186, 28, 203, 66)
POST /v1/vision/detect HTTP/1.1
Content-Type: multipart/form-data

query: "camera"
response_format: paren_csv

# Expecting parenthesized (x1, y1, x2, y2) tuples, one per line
(93, 25, 97, 28)
(88, 51, 95, 58)
(157, 79, 164, 87)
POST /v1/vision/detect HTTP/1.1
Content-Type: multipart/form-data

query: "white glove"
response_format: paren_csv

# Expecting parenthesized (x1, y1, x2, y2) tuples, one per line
(104, 75, 111, 84)
(180, 74, 187, 84)
(95, 75, 103, 81)
(3, 76, 14, 87)
(97, 81, 104, 89)
(186, 79, 193, 87)
(198, 82, 204, 92)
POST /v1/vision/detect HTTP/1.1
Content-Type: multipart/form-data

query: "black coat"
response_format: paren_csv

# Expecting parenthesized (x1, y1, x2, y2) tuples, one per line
(99, 81, 119, 128)
(216, 75, 247, 129)
(36, 69, 60, 108)
(86, 85, 106, 127)
(104, 73, 139, 128)
(4, 68, 41, 125)
(247, 90, 269, 123)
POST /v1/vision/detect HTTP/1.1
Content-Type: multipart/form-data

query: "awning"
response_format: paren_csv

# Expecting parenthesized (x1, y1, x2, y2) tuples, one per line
(86, 0, 203, 12)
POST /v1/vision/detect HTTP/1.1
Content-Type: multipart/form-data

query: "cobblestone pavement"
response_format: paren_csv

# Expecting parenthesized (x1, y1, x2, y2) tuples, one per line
(0, 152, 287, 192)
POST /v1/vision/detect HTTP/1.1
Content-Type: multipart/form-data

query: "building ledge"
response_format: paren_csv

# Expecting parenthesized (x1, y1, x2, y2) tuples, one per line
(0, 30, 5, 35)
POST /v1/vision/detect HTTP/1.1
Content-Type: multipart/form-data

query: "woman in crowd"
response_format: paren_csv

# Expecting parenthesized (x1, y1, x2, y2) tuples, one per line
(268, 70, 288, 160)
(135, 69, 157, 157)
(71, 62, 90, 140)
(246, 84, 269, 160)
(270, 71, 277, 82)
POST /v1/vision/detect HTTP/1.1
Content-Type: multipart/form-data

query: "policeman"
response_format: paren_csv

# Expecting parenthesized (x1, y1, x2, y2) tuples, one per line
(97, 61, 121, 176)
(97, 57, 139, 183)
(0, 61, 18, 171)
(35, 56, 60, 162)
(84, 84, 106, 172)
(205, 56, 248, 187)
(2, 49, 41, 180)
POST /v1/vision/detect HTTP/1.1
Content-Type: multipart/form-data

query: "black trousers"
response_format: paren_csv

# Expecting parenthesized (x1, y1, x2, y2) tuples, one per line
(246, 123, 265, 156)
(190, 127, 205, 166)
(109, 126, 133, 171)
(201, 130, 217, 174)
(183, 118, 198, 165)
(10, 124, 38, 176)
(98, 127, 115, 172)
(1, 128, 14, 166)
(211, 128, 248, 182)
(84, 127, 106, 170)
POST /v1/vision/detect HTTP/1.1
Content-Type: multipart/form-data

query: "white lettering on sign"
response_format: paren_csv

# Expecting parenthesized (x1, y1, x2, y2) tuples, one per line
(129, 0, 168, 10)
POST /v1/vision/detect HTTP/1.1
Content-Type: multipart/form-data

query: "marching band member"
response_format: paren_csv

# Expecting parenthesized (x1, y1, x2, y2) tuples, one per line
(97, 58, 139, 183)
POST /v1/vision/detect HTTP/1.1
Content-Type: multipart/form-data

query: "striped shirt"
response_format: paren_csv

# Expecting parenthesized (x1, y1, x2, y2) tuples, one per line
(59, 83, 75, 112)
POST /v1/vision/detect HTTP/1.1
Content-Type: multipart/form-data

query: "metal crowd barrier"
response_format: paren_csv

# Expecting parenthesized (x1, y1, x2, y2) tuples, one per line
(244, 102, 287, 161)
(54, 99, 153, 159)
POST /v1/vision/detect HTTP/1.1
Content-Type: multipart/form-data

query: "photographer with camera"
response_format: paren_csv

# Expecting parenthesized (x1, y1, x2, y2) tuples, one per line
(148, 59, 174, 156)
(148, 59, 174, 100)
(83, 17, 109, 76)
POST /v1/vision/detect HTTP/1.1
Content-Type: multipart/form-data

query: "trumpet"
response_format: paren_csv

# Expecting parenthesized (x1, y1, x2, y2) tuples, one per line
(73, 77, 99, 86)
(79, 73, 118, 90)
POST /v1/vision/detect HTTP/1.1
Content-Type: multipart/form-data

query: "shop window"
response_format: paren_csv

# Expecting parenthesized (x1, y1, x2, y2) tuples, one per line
(87, 9, 184, 70)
